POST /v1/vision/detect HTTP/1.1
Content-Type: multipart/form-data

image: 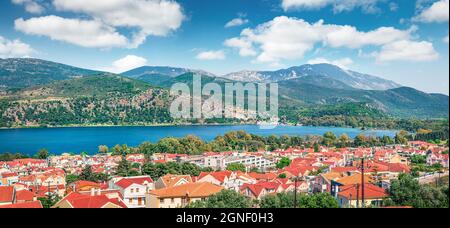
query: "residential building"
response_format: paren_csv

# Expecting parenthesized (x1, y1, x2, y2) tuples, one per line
(147, 182, 223, 208)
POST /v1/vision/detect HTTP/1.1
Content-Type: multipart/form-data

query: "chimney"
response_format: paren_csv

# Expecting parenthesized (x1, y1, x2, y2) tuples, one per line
(97, 189, 101, 196)
(90, 188, 95, 196)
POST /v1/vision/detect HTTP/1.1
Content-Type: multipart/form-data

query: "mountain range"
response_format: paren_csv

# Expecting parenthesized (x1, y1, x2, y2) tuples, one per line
(0, 58, 448, 128)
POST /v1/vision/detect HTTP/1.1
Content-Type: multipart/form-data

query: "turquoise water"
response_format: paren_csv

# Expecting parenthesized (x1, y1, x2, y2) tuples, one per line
(0, 125, 396, 155)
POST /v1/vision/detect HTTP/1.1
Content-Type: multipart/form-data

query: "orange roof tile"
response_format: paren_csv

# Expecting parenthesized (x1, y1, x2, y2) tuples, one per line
(0, 201, 43, 208)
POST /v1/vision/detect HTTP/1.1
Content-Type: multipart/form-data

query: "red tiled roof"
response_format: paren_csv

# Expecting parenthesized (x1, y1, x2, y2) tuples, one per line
(247, 172, 277, 181)
(198, 171, 232, 183)
(0, 186, 14, 203)
(58, 192, 127, 208)
(338, 183, 387, 200)
(0, 201, 43, 208)
(241, 181, 281, 198)
(16, 189, 35, 202)
(115, 176, 153, 189)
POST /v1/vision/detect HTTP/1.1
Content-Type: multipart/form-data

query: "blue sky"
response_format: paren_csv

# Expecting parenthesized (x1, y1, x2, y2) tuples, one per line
(0, 0, 449, 94)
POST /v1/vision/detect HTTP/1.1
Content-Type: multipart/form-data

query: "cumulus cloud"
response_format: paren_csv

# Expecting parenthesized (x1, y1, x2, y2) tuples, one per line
(14, 0, 185, 49)
(0, 35, 35, 58)
(12, 0, 45, 14)
(444, 35, 449, 43)
(225, 16, 438, 64)
(414, 0, 449, 23)
(373, 40, 439, 62)
(281, 0, 384, 13)
(15, 16, 129, 48)
(224, 37, 257, 57)
(99, 55, 148, 73)
(51, 0, 185, 48)
(196, 50, 226, 60)
(225, 18, 249, 28)
(307, 57, 354, 69)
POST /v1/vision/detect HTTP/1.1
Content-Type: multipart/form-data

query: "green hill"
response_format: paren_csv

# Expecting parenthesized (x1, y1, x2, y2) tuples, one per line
(0, 58, 101, 89)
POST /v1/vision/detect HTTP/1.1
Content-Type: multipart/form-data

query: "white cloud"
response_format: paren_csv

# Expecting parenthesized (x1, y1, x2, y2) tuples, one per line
(196, 50, 226, 60)
(374, 40, 439, 62)
(281, 0, 383, 13)
(51, 0, 185, 48)
(99, 55, 148, 73)
(225, 16, 437, 65)
(414, 0, 449, 23)
(12, 0, 45, 14)
(444, 34, 449, 43)
(307, 57, 354, 69)
(15, 16, 129, 48)
(225, 18, 249, 28)
(224, 37, 257, 56)
(0, 35, 35, 58)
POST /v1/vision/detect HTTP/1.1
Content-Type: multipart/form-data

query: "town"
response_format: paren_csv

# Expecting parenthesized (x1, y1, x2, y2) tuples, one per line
(1, 133, 448, 208)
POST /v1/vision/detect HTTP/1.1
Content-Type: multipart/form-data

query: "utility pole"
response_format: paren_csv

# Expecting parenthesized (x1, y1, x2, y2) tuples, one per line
(356, 183, 360, 208)
(361, 157, 365, 208)
(294, 176, 298, 208)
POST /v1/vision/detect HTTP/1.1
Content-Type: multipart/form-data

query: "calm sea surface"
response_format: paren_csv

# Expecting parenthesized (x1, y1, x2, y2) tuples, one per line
(0, 125, 396, 155)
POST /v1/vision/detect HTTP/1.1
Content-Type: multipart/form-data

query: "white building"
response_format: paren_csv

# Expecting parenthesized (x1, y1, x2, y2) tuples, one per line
(110, 176, 154, 208)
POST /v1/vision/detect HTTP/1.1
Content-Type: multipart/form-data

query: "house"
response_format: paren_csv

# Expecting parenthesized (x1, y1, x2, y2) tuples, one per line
(0, 186, 15, 205)
(427, 153, 449, 168)
(330, 173, 373, 197)
(225, 171, 257, 192)
(68, 180, 103, 192)
(313, 172, 346, 193)
(154, 174, 193, 189)
(337, 183, 388, 208)
(53, 189, 127, 208)
(0, 201, 43, 208)
(147, 182, 223, 208)
(247, 172, 278, 182)
(240, 181, 283, 200)
(197, 171, 234, 187)
(110, 176, 154, 208)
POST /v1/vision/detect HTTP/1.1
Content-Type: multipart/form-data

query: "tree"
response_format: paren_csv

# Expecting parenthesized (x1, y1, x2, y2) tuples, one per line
(187, 190, 252, 208)
(298, 193, 339, 208)
(386, 173, 448, 208)
(322, 132, 337, 147)
(276, 157, 291, 169)
(98, 145, 109, 154)
(313, 143, 320, 152)
(226, 163, 246, 172)
(38, 193, 61, 208)
(338, 134, 350, 147)
(395, 131, 409, 145)
(66, 174, 79, 184)
(80, 165, 94, 181)
(259, 192, 338, 208)
(36, 149, 49, 159)
(116, 156, 131, 177)
(259, 193, 294, 208)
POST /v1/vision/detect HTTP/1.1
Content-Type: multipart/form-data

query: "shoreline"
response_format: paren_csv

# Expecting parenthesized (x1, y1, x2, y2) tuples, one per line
(0, 122, 400, 132)
(0, 122, 255, 130)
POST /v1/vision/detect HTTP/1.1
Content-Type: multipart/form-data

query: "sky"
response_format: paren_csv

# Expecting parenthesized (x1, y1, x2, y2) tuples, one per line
(0, 0, 449, 94)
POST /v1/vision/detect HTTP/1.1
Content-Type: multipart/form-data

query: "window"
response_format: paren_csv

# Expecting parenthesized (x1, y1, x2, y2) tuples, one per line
(129, 198, 133, 204)
(171, 198, 175, 203)
(136, 188, 140, 193)
(130, 189, 134, 193)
